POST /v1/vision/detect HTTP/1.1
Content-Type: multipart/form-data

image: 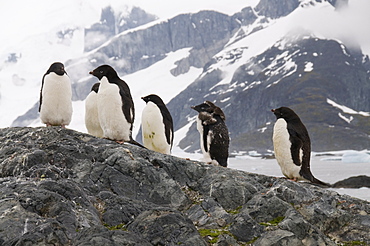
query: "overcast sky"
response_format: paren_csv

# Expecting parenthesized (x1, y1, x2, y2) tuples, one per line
(0, 0, 258, 48)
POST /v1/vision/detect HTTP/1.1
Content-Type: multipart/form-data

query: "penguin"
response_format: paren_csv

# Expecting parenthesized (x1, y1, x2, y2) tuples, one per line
(271, 107, 329, 187)
(89, 65, 143, 147)
(191, 101, 229, 167)
(141, 94, 174, 154)
(39, 62, 72, 127)
(85, 83, 103, 138)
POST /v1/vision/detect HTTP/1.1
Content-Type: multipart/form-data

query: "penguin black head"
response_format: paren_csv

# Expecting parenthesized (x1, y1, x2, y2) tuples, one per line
(192, 102, 210, 113)
(192, 101, 226, 121)
(141, 94, 165, 106)
(271, 107, 300, 121)
(91, 83, 100, 93)
(89, 65, 119, 81)
(47, 62, 66, 76)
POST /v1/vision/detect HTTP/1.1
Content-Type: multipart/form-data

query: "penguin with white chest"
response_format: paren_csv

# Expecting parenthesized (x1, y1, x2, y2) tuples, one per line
(39, 62, 72, 127)
(141, 94, 174, 154)
(85, 83, 104, 138)
(271, 107, 329, 186)
(89, 65, 135, 144)
(192, 101, 229, 167)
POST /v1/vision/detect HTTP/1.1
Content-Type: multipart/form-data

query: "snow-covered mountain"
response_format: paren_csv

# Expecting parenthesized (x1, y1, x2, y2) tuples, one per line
(1, 0, 370, 154)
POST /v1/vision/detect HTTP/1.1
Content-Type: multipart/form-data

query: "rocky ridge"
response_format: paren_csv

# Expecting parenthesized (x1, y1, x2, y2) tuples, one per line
(0, 127, 369, 245)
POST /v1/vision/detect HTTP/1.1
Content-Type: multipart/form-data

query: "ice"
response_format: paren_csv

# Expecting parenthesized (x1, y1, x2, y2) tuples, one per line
(342, 150, 370, 163)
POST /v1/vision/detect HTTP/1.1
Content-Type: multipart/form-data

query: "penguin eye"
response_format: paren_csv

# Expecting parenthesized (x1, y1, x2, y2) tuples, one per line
(100, 70, 103, 74)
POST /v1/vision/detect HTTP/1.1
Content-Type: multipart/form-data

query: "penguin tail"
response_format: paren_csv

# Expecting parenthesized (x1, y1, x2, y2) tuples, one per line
(301, 169, 331, 188)
(127, 137, 146, 149)
(311, 177, 332, 188)
(216, 158, 228, 167)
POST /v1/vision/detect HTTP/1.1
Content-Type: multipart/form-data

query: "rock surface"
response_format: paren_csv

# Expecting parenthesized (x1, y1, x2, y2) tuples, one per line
(333, 175, 370, 188)
(0, 127, 369, 245)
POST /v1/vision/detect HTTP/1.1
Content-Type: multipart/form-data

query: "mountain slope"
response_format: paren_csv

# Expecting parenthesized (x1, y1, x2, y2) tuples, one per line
(172, 36, 370, 153)
(8, 0, 370, 153)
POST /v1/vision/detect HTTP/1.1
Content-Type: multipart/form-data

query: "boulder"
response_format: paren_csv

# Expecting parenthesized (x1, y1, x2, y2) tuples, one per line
(333, 175, 370, 188)
(0, 127, 369, 245)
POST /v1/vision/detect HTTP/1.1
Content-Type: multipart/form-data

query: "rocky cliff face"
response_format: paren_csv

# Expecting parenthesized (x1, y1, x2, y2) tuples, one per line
(84, 6, 158, 52)
(0, 127, 369, 245)
(173, 37, 370, 153)
(68, 10, 240, 102)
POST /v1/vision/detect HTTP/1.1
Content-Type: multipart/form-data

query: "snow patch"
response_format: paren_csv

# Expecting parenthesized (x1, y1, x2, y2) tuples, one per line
(304, 62, 313, 72)
(220, 97, 230, 103)
(327, 98, 370, 116)
(342, 150, 370, 163)
(338, 113, 353, 124)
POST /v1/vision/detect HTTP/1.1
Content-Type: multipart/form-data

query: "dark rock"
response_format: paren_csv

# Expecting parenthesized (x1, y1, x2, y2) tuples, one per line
(127, 208, 207, 246)
(84, 6, 157, 52)
(279, 209, 336, 245)
(254, 229, 303, 246)
(0, 127, 369, 245)
(229, 212, 264, 242)
(232, 6, 258, 26)
(333, 175, 370, 188)
(255, 0, 300, 19)
(246, 195, 292, 223)
(74, 226, 152, 246)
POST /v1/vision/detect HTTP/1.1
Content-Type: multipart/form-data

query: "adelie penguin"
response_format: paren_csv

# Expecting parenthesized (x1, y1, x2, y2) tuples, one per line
(271, 107, 330, 187)
(89, 65, 143, 147)
(192, 101, 229, 167)
(85, 83, 103, 138)
(141, 94, 174, 154)
(39, 62, 72, 127)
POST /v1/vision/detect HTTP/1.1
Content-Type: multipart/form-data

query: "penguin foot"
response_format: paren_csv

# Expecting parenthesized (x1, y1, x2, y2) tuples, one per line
(282, 177, 298, 182)
(44, 123, 67, 128)
(206, 161, 221, 167)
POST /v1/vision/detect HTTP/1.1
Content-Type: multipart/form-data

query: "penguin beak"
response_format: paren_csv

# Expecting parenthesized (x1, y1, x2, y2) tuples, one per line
(89, 71, 93, 75)
(271, 109, 275, 113)
(141, 97, 148, 103)
(191, 106, 195, 109)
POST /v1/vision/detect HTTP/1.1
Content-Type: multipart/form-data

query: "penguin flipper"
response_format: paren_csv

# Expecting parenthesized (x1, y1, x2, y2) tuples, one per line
(288, 132, 303, 166)
(118, 82, 135, 125)
(39, 75, 46, 112)
(203, 124, 210, 153)
(161, 106, 174, 146)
